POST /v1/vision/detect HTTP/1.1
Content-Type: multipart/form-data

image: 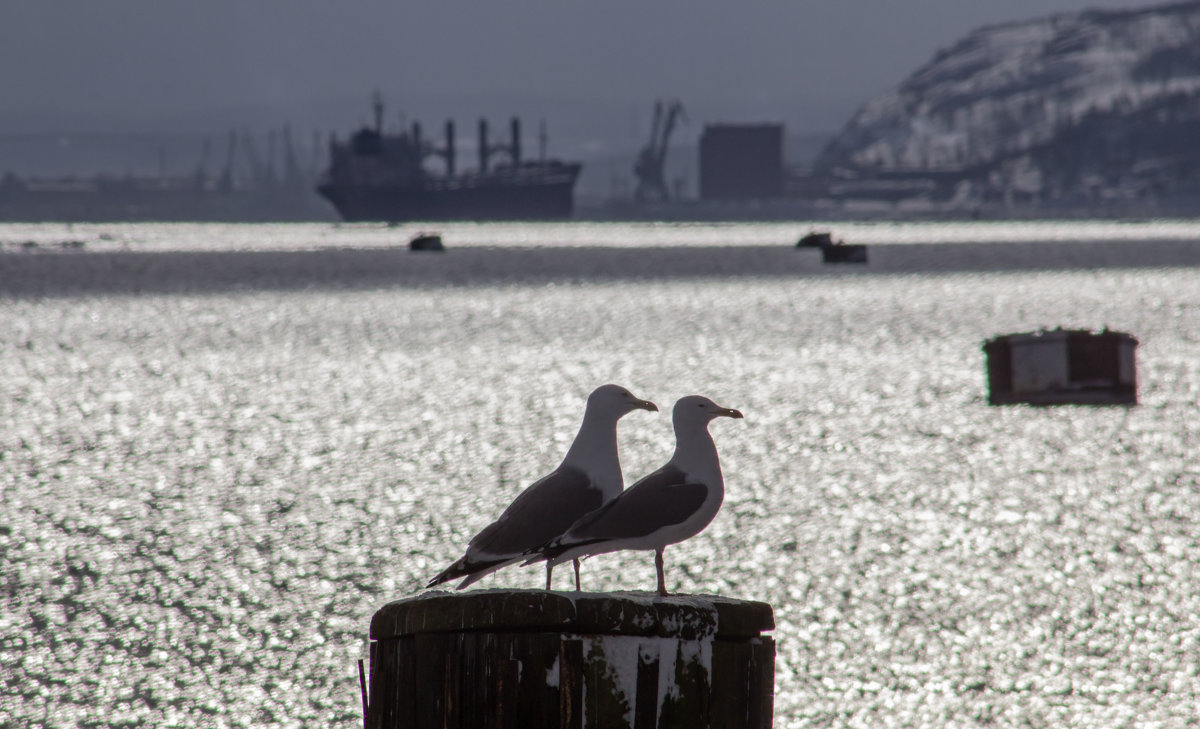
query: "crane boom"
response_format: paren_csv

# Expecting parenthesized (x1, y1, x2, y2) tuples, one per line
(633, 98, 685, 203)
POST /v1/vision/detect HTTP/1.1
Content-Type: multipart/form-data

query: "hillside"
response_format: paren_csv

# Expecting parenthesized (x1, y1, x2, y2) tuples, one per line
(815, 1, 1200, 207)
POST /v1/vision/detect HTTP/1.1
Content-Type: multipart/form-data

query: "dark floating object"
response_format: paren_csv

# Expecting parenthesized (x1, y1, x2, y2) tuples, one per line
(822, 243, 867, 264)
(365, 590, 775, 729)
(983, 328, 1138, 405)
(796, 231, 833, 248)
(796, 230, 868, 264)
(409, 233, 444, 252)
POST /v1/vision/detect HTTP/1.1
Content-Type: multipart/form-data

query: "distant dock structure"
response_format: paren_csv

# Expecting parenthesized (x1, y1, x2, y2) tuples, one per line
(363, 590, 775, 729)
(699, 124, 784, 202)
(983, 328, 1138, 405)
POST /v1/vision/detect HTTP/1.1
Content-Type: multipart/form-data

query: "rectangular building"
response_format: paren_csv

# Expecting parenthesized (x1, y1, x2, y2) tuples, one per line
(699, 124, 784, 200)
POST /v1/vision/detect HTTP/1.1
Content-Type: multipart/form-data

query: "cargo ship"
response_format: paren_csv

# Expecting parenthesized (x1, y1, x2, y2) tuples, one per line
(316, 96, 582, 222)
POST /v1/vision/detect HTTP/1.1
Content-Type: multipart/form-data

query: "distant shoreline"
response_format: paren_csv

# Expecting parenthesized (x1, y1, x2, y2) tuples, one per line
(3, 237, 1199, 299)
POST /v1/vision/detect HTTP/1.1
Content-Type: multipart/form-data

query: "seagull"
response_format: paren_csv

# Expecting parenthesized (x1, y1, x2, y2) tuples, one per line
(528, 395, 743, 596)
(426, 384, 657, 591)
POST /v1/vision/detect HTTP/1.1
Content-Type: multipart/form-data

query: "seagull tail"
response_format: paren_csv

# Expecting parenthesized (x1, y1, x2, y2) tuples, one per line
(426, 558, 469, 589)
(520, 548, 548, 567)
(539, 537, 613, 568)
(520, 537, 568, 567)
(426, 555, 512, 590)
(523, 540, 579, 568)
(453, 565, 502, 590)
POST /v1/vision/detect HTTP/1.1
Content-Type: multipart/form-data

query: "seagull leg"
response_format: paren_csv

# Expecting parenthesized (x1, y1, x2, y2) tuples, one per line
(573, 559, 582, 591)
(655, 549, 668, 596)
(545, 562, 554, 591)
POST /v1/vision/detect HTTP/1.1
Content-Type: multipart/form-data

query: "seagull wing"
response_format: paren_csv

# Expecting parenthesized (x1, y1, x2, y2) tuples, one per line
(563, 464, 709, 543)
(427, 465, 602, 588)
(467, 465, 603, 557)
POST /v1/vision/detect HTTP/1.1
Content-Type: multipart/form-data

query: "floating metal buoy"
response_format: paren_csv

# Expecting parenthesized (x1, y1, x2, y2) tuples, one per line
(983, 328, 1138, 405)
(796, 231, 834, 248)
(409, 233, 445, 252)
(796, 231, 867, 264)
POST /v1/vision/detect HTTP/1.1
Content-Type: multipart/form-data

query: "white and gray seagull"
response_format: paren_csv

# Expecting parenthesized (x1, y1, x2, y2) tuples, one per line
(528, 395, 743, 596)
(426, 384, 658, 591)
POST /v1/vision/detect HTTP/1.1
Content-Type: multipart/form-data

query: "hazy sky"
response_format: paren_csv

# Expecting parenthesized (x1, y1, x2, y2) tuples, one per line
(0, 0, 1171, 136)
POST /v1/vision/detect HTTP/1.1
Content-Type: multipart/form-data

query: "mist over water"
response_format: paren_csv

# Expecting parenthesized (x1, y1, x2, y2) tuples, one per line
(3, 221, 1200, 727)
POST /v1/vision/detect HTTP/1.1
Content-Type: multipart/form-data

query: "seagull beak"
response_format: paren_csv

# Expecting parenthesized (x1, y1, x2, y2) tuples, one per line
(634, 398, 659, 412)
(717, 407, 744, 419)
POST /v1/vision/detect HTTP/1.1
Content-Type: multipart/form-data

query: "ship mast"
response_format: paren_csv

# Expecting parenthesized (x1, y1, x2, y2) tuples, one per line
(219, 130, 237, 191)
(372, 91, 384, 134)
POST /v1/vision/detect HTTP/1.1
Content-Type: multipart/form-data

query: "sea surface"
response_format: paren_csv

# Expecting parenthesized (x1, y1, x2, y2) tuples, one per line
(3, 220, 1200, 728)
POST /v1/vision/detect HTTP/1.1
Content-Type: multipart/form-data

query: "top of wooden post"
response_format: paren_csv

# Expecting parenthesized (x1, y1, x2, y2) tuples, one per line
(371, 590, 774, 641)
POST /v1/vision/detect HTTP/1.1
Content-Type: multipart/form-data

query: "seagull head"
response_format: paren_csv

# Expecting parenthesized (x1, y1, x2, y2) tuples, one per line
(673, 395, 744, 427)
(587, 384, 659, 418)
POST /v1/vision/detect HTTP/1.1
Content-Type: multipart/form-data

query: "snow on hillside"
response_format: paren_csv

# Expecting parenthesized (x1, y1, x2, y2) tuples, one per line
(816, 1, 1200, 203)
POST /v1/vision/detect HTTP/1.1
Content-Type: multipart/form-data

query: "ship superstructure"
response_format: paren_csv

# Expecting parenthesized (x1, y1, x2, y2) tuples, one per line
(316, 95, 582, 222)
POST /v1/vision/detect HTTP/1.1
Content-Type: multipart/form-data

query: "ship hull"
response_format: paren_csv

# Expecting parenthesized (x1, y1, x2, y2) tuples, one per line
(317, 176, 578, 222)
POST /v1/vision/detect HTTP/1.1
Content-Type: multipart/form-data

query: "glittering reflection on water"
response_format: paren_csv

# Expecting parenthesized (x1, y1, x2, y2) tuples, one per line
(7, 218, 1200, 251)
(3, 230, 1200, 727)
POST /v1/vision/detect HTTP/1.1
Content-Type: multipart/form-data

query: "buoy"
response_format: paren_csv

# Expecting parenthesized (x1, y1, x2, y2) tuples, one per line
(983, 328, 1138, 405)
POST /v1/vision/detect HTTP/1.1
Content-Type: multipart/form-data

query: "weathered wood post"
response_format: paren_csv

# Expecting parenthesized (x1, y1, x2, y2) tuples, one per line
(365, 589, 775, 729)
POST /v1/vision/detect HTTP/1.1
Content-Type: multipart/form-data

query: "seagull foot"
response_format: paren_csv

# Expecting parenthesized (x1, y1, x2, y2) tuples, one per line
(655, 549, 668, 597)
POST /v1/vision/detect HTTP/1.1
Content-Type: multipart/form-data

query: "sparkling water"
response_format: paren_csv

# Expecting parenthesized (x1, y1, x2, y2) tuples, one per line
(3, 221, 1200, 727)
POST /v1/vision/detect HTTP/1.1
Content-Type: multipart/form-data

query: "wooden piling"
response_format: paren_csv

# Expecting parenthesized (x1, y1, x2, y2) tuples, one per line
(365, 590, 775, 729)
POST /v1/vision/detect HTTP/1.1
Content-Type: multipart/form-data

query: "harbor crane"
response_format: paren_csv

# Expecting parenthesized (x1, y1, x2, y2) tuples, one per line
(634, 99, 686, 203)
